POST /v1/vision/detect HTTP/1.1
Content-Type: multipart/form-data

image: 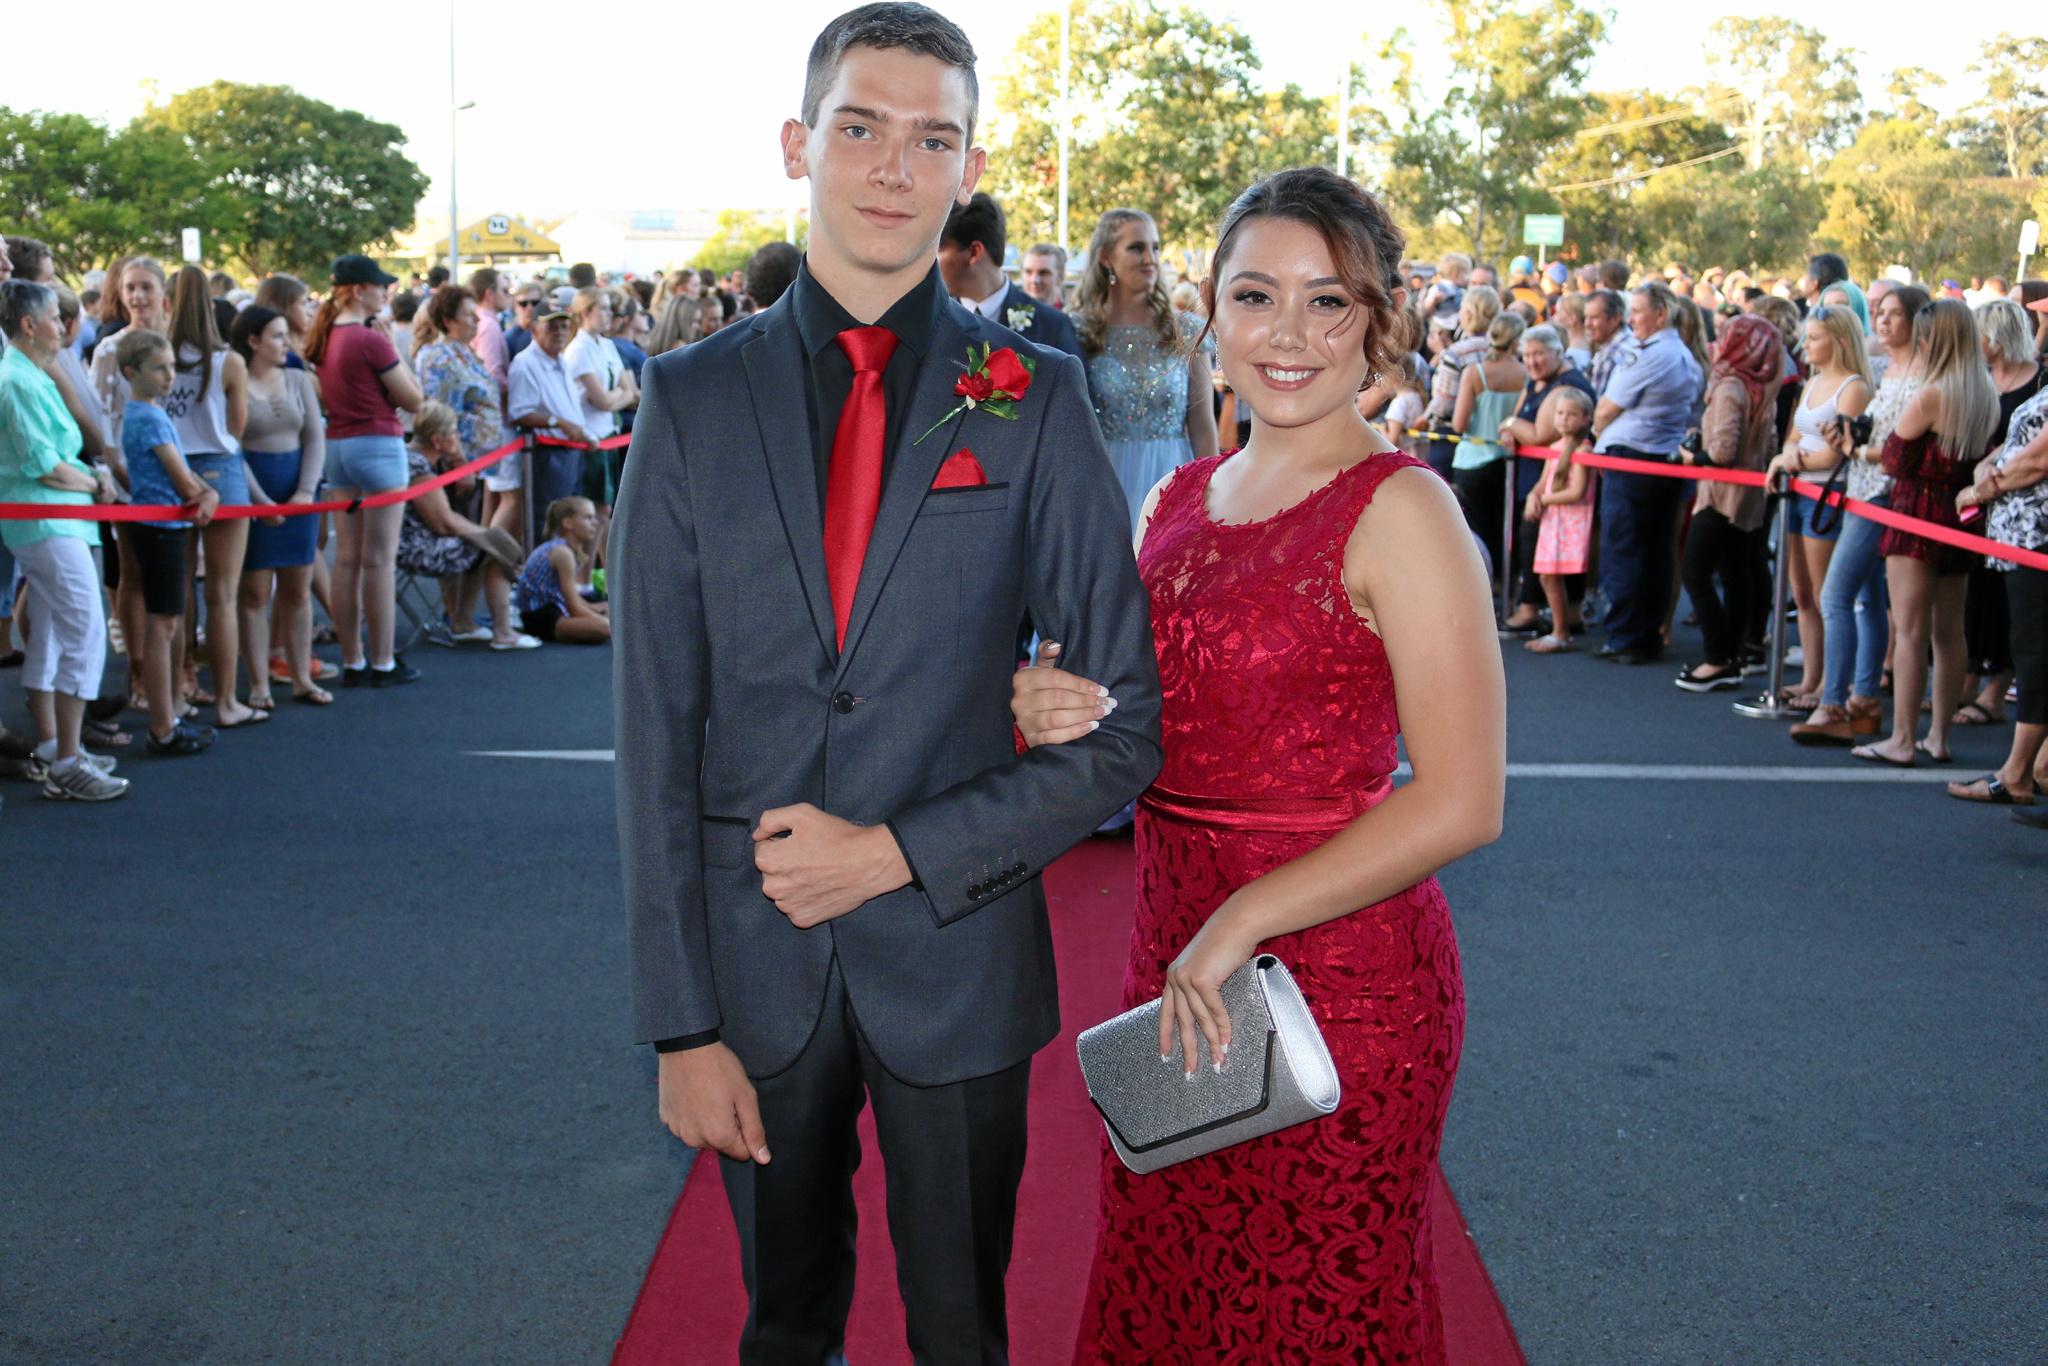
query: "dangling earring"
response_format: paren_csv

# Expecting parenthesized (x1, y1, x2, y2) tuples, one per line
(1107, 269, 1118, 286)
(1358, 370, 1383, 392)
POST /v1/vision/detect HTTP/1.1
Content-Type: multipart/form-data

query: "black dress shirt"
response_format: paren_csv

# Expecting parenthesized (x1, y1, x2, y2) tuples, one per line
(653, 260, 942, 1057)
(789, 257, 944, 505)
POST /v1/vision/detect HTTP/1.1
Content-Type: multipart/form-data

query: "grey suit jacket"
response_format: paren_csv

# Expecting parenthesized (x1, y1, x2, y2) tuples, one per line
(611, 290, 1163, 1087)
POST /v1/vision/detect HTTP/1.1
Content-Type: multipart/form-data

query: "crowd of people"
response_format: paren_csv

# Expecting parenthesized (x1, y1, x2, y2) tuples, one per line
(3, 216, 2047, 818)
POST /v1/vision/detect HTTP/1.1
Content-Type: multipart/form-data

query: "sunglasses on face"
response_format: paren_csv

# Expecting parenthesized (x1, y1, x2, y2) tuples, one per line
(517, 299, 542, 308)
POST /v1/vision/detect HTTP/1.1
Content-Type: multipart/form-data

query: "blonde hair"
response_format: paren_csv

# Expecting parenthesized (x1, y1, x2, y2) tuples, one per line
(1074, 209, 1178, 357)
(1805, 305, 1874, 388)
(1458, 284, 1501, 336)
(1553, 386, 1595, 420)
(648, 295, 702, 355)
(571, 287, 608, 324)
(1919, 298, 1998, 458)
(543, 495, 594, 541)
(1976, 298, 2036, 366)
(412, 399, 459, 449)
(1485, 311, 1526, 357)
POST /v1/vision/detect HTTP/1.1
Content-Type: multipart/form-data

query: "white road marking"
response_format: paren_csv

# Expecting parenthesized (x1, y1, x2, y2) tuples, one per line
(473, 752, 1972, 785)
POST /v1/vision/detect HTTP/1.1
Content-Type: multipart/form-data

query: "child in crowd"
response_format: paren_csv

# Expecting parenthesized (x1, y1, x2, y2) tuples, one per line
(515, 497, 610, 644)
(1379, 362, 1429, 452)
(117, 331, 217, 752)
(1523, 387, 1597, 655)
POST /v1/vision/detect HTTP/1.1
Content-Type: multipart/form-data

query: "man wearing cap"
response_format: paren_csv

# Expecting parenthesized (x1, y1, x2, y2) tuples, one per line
(506, 306, 591, 522)
(1507, 256, 1546, 313)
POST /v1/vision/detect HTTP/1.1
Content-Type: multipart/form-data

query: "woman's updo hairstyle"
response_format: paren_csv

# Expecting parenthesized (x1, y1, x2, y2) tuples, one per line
(1486, 311, 1526, 357)
(1202, 167, 1409, 380)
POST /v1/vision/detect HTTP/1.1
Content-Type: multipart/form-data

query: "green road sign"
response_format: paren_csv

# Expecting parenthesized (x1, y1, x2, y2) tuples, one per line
(1522, 215, 1564, 248)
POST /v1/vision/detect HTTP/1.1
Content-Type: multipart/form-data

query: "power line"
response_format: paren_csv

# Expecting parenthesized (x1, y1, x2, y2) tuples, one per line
(1574, 90, 1744, 141)
(1546, 142, 1745, 194)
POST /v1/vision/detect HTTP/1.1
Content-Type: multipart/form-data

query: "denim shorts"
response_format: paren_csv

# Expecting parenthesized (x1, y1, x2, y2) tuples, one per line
(325, 434, 409, 494)
(187, 451, 248, 506)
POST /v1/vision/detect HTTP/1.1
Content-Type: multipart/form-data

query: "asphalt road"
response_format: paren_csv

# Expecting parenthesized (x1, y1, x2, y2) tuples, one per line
(2, 611, 2042, 1363)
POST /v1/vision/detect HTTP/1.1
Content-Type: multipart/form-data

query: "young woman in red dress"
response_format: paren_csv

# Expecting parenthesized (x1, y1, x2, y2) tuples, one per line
(1013, 168, 1506, 1362)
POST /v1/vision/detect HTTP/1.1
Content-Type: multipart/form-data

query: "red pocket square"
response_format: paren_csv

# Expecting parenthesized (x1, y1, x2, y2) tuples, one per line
(932, 448, 988, 489)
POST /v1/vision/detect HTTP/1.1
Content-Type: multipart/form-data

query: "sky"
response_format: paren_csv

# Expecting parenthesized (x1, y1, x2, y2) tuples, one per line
(14, 0, 2024, 232)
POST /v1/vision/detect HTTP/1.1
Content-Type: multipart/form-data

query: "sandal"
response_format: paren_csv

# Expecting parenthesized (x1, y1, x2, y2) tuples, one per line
(1952, 702, 2004, 726)
(1946, 774, 2034, 806)
(214, 706, 270, 730)
(293, 685, 334, 706)
(1523, 634, 1572, 654)
(1850, 743, 1915, 768)
(1915, 739, 1952, 765)
(186, 683, 216, 706)
(247, 693, 276, 713)
(1783, 690, 1820, 710)
(82, 718, 134, 748)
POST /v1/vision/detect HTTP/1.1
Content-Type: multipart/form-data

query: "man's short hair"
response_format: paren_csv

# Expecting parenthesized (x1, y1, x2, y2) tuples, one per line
(802, 3, 979, 142)
(426, 265, 450, 289)
(3, 235, 51, 282)
(208, 270, 235, 294)
(941, 192, 1005, 262)
(1597, 260, 1630, 290)
(745, 241, 802, 309)
(1024, 243, 1066, 271)
(467, 267, 502, 300)
(1585, 288, 1624, 320)
(1521, 323, 1565, 357)
(1807, 253, 1848, 289)
(1633, 280, 1681, 322)
(568, 262, 598, 289)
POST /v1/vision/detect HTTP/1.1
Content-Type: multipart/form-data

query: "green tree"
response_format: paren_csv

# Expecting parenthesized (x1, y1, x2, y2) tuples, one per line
(136, 82, 428, 278)
(1631, 162, 1822, 273)
(1817, 117, 2025, 280)
(689, 210, 805, 275)
(1538, 90, 1740, 260)
(0, 107, 204, 276)
(1382, 0, 1606, 264)
(982, 0, 1332, 259)
(1705, 17, 1863, 172)
(1963, 34, 2048, 178)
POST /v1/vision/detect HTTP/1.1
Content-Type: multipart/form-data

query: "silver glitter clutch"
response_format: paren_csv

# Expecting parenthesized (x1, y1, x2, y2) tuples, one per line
(1075, 955, 1341, 1175)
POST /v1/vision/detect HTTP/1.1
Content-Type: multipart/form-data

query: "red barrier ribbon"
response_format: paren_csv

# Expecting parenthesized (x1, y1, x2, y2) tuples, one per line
(1512, 444, 2048, 574)
(535, 432, 633, 451)
(0, 438, 523, 523)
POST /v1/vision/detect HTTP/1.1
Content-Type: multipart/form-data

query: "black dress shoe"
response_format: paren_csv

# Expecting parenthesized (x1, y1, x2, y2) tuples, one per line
(1596, 644, 1663, 665)
(340, 664, 371, 688)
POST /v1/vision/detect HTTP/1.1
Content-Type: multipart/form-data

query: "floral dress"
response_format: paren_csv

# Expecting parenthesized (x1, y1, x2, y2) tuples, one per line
(413, 339, 504, 460)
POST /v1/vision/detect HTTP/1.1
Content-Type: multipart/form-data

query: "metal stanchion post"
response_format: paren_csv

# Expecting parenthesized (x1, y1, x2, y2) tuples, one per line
(1732, 490, 1807, 720)
(521, 437, 537, 553)
(1499, 456, 1518, 623)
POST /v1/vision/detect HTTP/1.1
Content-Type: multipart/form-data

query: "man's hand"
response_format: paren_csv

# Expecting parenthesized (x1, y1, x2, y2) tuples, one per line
(753, 804, 911, 928)
(658, 1043, 770, 1164)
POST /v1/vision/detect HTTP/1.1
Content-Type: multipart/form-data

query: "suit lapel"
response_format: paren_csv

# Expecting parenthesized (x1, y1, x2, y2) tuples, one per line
(835, 301, 980, 680)
(739, 309, 837, 665)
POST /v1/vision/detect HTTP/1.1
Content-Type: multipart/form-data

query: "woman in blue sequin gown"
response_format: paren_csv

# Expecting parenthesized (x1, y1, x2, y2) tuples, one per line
(1075, 209, 1220, 530)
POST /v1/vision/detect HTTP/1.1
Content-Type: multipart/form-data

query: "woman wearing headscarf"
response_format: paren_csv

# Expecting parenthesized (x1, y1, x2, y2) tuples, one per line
(1674, 314, 1787, 689)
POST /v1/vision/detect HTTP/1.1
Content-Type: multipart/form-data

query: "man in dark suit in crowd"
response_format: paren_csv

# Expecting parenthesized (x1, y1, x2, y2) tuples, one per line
(744, 240, 802, 311)
(937, 192, 1083, 359)
(609, 4, 1162, 1361)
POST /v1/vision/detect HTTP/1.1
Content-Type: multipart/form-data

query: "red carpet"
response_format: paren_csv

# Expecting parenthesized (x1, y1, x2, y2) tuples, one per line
(613, 840, 1525, 1365)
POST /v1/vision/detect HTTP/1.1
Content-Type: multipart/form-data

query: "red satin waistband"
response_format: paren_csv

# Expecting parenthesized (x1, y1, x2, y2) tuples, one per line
(1138, 778, 1392, 833)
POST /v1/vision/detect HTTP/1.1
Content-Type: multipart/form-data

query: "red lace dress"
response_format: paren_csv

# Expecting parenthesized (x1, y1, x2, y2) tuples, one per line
(1074, 450, 1465, 1365)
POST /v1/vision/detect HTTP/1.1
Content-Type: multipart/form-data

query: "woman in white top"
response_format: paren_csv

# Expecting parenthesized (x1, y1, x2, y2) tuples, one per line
(87, 257, 171, 705)
(1763, 305, 1871, 708)
(164, 266, 260, 728)
(561, 287, 637, 558)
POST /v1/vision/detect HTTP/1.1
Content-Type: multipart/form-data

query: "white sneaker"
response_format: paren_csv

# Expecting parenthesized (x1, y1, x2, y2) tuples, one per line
(43, 759, 131, 802)
(490, 633, 543, 651)
(26, 750, 118, 782)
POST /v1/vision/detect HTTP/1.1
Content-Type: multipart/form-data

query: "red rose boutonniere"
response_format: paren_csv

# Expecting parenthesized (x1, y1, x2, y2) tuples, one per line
(916, 342, 1037, 443)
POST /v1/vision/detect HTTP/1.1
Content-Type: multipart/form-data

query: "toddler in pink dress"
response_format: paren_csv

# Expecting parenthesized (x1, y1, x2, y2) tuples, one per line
(1525, 389, 1597, 653)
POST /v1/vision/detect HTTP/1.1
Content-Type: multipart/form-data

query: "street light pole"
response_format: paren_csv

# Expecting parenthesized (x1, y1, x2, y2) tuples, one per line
(1057, 3, 1070, 262)
(447, 4, 475, 281)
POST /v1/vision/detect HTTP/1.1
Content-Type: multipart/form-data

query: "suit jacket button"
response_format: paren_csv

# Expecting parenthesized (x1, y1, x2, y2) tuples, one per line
(967, 882, 985, 899)
(1011, 862, 1027, 876)
(832, 692, 855, 715)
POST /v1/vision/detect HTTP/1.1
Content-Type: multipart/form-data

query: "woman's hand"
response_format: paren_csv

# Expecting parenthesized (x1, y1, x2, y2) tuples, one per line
(91, 466, 117, 504)
(1010, 640, 1114, 747)
(1157, 898, 1260, 1078)
(188, 486, 221, 528)
(1765, 451, 1801, 489)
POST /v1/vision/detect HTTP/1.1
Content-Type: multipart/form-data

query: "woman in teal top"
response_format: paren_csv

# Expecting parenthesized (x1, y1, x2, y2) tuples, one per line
(0, 281, 127, 801)
(1450, 311, 1529, 586)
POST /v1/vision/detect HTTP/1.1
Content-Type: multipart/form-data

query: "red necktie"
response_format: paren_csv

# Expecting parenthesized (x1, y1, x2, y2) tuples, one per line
(822, 325, 899, 649)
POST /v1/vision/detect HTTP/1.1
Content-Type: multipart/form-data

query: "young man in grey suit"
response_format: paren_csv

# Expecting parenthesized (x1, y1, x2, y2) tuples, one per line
(609, 4, 1162, 1362)
(937, 192, 1084, 360)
